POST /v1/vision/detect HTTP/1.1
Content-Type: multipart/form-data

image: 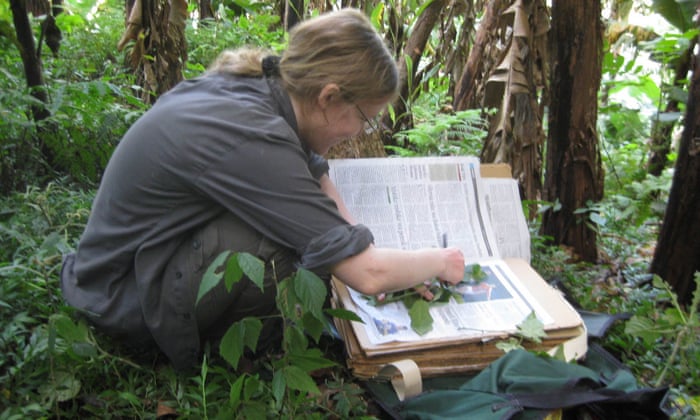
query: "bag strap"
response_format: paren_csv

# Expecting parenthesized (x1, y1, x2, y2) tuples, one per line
(492, 377, 669, 419)
(492, 377, 627, 412)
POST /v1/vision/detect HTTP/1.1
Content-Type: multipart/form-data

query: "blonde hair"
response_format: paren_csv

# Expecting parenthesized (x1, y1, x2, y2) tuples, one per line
(209, 9, 398, 104)
(208, 48, 271, 77)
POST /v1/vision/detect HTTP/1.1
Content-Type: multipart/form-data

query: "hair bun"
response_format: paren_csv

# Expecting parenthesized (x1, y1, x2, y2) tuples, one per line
(262, 55, 281, 77)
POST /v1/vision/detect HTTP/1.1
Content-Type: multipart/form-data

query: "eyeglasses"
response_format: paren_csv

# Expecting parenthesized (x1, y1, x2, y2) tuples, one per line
(355, 104, 381, 134)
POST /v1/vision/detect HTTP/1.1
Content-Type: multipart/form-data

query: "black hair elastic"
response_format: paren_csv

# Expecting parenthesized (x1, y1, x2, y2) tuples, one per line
(262, 55, 281, 77)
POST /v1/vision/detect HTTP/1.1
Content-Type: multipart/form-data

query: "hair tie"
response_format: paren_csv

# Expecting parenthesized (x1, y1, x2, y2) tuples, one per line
(262, 55, 281, 77)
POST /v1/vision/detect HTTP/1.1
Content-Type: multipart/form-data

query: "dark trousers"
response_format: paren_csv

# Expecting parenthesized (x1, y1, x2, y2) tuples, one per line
(168, 211, 298, 352)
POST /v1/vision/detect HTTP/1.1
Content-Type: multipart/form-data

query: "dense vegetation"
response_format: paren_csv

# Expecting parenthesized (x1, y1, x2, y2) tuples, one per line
(1, 1, 698, 418)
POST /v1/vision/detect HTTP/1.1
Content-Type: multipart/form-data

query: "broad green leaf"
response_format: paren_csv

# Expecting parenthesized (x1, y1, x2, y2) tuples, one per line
(293, 269, 327, 321)
(401, 290, 421, 309)
(39, 371, 81, 402)
(228, 374, 246, 409)
(276, 278, 300, 319)
(118, 391, 142, 406)
(464, 264, 486, 283)
(196, 251, 231, 306)
(288, 348, 338, 372)
(271, 370, 286, 409)
(662, 307, 685, 325)
(39, 232, 66, 256)
(369, 3, 385, 30)
(408, 300, 433, 335)
(589, 212, 606, 227)
(652, 0, 695, 32)
(50, 313, 88, 343)
(237, 401, 267, 419)
(496, 338, 522, 353)
(237, 253, 265, 291)
(240, 318, 262, 351)
(625, 315, 661, 345)
(220, 323, 245, 370)
(219, 318, 262, 369)
(200, 353, 208, 379)
(516, 312, 546, 344)
(243, 375, 263, 400)
(334, 390, 353, 417)
(325, 307, 364, 323)
(240, 401, 268, 419)
(301, 311, 325, 342)
(281, 365, 320, 395)
(283, 325, 308, 354)
(224, 254, 244, 292)
(71, 342, 97, 358)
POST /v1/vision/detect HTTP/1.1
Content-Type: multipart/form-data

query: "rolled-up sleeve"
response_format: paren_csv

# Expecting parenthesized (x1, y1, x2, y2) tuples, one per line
(300, 224, 374, 277)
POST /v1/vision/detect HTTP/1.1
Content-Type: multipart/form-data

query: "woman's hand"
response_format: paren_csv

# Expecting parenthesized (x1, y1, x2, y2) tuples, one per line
(438, 247, 466, 285)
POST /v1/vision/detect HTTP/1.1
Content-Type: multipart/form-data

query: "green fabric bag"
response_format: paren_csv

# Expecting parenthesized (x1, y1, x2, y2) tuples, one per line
(368, 345, 669, 420)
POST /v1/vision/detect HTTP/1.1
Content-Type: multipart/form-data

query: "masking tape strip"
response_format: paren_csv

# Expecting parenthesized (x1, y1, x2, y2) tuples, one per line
(376, 359, 422, 401)
(547, 323, 588, 361)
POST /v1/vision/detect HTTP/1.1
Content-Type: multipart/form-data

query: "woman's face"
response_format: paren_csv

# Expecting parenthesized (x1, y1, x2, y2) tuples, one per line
(294, 89, 389, 155)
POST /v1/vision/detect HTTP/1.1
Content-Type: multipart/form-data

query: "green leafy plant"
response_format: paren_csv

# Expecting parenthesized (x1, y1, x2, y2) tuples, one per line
(625, 273, 700, 388)
(0, 182, 165, 418)
(185, 12, 285, 78)
(389, 108, 488, 156)
(2, 4, 144, 189)
(196, 251, 365, 418)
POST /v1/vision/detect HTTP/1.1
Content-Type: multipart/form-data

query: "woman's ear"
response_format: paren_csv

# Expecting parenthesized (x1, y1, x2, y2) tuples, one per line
(317, 83, 341, 110)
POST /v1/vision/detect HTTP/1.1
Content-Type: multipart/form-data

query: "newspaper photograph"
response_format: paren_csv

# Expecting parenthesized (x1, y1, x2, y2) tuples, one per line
(345, 259, 554, 345)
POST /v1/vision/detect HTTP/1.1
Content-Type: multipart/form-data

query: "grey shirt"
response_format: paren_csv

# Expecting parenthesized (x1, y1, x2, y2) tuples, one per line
(61, 73, 373, 366)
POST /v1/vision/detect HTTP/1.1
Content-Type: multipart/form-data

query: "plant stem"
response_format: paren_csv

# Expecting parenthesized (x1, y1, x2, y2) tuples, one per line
(655, 328, 684, 387)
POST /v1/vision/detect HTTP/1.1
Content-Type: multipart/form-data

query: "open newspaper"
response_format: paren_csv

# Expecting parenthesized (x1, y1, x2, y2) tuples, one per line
(328, 156, 530, 262)
(327, 157, 570, 348)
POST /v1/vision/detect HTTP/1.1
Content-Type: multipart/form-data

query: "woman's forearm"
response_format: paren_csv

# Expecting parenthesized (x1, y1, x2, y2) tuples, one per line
(332, 245, 465, 296)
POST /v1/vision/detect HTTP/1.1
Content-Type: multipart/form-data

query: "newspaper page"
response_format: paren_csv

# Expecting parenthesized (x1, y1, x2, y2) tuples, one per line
(344, 259, 554, 345)
(328, 156, 500, 260)
(482, 177, 531, 262)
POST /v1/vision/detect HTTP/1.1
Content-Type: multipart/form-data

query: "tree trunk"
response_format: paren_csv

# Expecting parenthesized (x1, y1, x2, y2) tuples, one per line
(199, 0, 214, 20)
(453, 0, 504, 111)
(647, 41, 695, 177)
(441, 0, 476, 103)
(650, 37, 700, 306)
(542, 0, 604, 263)
(7, 0, 58, 193)
(282, 0, 304, 30)
(26, 0, 62, 56)
(11, 0, 49, 121)
(474, 0, 549, 203)
(118, 0, 187, 103)
(385, 0, 449, 144)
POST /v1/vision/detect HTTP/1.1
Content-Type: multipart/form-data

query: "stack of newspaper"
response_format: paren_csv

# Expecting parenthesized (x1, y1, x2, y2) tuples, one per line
(327, 157, 586, 379)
